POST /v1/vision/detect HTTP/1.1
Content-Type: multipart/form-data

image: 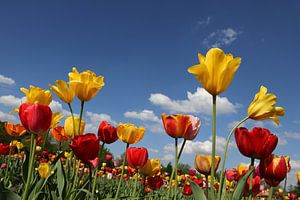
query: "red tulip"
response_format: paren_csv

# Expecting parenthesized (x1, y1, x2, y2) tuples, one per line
(69, 133, 99, 163)
(19, 103, 52, 135)
(0, 143, 10, 155)
(244, 175, 261, 196)
(148, 176, 164, 190)
(106, 154, 113, 161)
(189, 169, 196, 176)
(234, 127, 278, 159)
(161, 113, 200, 140)
(126, 147, 148, 169)
(182, 184, 193, 196)
(259, 154, 287, 187)
(98, 121, 118, 144)
(225, 168, 239, 182)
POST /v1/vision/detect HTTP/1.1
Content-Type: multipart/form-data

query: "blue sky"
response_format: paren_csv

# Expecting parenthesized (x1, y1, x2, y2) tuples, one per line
(0, 1, 300, 185)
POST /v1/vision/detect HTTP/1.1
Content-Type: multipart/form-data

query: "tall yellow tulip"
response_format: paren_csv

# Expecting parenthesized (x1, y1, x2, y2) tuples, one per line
(188, 48, 241, 96)
(297, 172, 300, 184)
(247, 86, 285, 125)
(50, 112, 64, 128)
(139, 159, 161, 177)
(68, 67, 105, 102)
(49, 80, 74, 103)
(37, 162, 50, 178)
(64, 116, 85, 137)
(20, 85, 52, 105)
(117, 123, 145, 144)
(194, 154, 221, 176)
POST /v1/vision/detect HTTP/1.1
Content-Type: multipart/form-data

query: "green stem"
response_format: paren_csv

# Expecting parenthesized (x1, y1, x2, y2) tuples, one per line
(92, 169, 97, 199)
(248, 157, 255, 200)
(99, 141, 105, 164)
(67, 103, 76, 138)
(133, 169, 139, 197)
(173, 138, 178, 200)
(283, 175, 287, 197)
(177, 139, 186, 160)
(78, 101, 84, 136)
(217, 116, 249, 200)
(210, 95, 217, 199)
(22, 134, 37, 200)
(89, 164, 93, 194)
(115, 143, 129, 199)
(205, 174, 209, 198)
(167, 165, 175, 199)
(267, 186, 273, 200)
(42, 129, 49, 150)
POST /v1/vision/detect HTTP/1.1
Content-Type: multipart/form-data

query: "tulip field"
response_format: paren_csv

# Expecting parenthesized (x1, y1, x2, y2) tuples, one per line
(0, 48, 300, 200)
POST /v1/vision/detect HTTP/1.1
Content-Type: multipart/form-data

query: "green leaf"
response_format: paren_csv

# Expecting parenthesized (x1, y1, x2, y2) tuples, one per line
(1, 191, 21, 200)
(232, 168, 254, 200)
(190, 180, 207, 200)
(56, 159, 66, 198)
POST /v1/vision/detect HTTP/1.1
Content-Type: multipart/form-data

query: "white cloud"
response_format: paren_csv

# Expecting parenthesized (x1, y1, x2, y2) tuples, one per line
(149, 87, 239, 115)
(197, 17, 211, 26)
(145, 123, 164, 134)
(291, 159, 300, 169)
(0, 111, 17, 122)
(203, 28, 241, 48)
(162, 153, 174, 163)
(0, 74, 15, 85)
(148, 148, 159, 153)
(85, 111, 117, 133)
(0, 95, 25, 107)
(278, 137, 288, 146)
(284, 131, 300, 140)
(163, 136, 234, 156)
(124, 110, 160, 122)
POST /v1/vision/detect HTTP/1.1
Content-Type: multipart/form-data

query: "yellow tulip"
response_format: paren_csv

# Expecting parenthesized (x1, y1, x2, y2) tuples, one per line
(20, 85, 52, 105)
(68, 67, 105, 102)
(247, 86, 285, 125)
(194, 154, 221, 176)
(117, 123, 145, 144)
(50, 112, 64, 128)
(64, 116, 85, 137)
(11, 140, 24, 150)
(49, 80, 75, 103)
(139, 159, 161, 177)
(37, 163, 50, 178)
(237, 164, 248, 176)
(188, 48, 241, 96)
(37, 162, 50, 178)
(297, 172, 300, 184)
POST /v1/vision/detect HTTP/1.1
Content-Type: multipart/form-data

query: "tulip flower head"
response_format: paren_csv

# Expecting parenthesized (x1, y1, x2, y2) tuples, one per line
(50, 126, 68, 142)
(98, 121, 118, 144)
(140, 159, 161, 177)
(259, 154, 287, 187)
(64, 116, 85, 138)
(126, 147, 148, 169)
(235, 127, 278, 159)
(19, 103, 52, 135)
(148, 176, 164, 190)
(50, 112, 64, 128)
(21, 85, 52, 105)
(182, 184, 193, 196)
(37, 162, 50, 179)
(225, 168, 239, 182)
(68, 67, 105, 102)
(248, 86, 285, 125)
(49, 80, 75, 103)
(244, 175, 261, 197)
(237, 164, 249, 177)
(5, 122, 27, 137)
(188, 48, 241, 96)
(161, 113, 200, 140)
(0, 143, 11, 155)
(194, 154, 221, 176)
(117, 123, 145, 144)
(297, 172, 300, 184)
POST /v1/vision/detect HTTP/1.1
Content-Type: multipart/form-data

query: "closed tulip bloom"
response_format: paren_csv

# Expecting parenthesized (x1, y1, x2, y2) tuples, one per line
(20, 85, 52, 105)
(244, 175, 261, 197)
(19, 103, 52, 135)
(5, 122, 27, 137)
(68, 67, 105, 102)
(182, 184, 193, 196)
(189, 169, 196, 176)
(188, 48, 241, 96)
(237, 164, 249, 176)
(126, 147, 148, 169)
(225, 168, 239, 182)
(49, 80, 74, 103)
(259, 154, 287, 187)
(117, 123, 145, 144)
(148, 176, 164, 190)
(297, 172, 300, 184)
(69, 133, 100, 163)
(194, 154, 221, 176)
(248, 86, 285, 125)
(98, 121, 118, 144)
(64, 116, 85, 137)
(0, 143, 10, 155)
(235, 127, 278, 159)
(106, 154, 113, 161)
(140, 159, 161, 177)
(37, 162, 50, 178)
(50, 126, 68, 142)
(50, 112, 64, 128)
(161, 113, 201, 140)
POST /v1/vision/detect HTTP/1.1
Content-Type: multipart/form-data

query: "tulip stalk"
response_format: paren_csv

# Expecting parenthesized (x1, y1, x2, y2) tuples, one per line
(22, 134, 37, 200)
(115, 143, 129, 199)
(210, 95, 217, 199)
(177, 139, 186, 160)
(248, 157, 255, 200)
(217, 116, 249, 200)
(174, 138, 179, 200)
(78, 101, 85, 136)
(133, 169, 139, 197)
(268, 186, 273, 200)
(67, 103, 76, 138)
(205, 174, 209, 197)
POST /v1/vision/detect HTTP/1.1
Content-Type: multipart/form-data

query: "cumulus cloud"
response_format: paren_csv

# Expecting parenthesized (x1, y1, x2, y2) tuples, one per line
(203, 28, 241, 48)
(284, 131, 300, 140)
(124, 110, 160, 122)
(145, 123, 164, 134)
(0, 74, 15, 85)
(0, 111, 17, 122)
(149, 87, 239, 115)
(227, 120, 245, 130)
(0, 95, 25, 107)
